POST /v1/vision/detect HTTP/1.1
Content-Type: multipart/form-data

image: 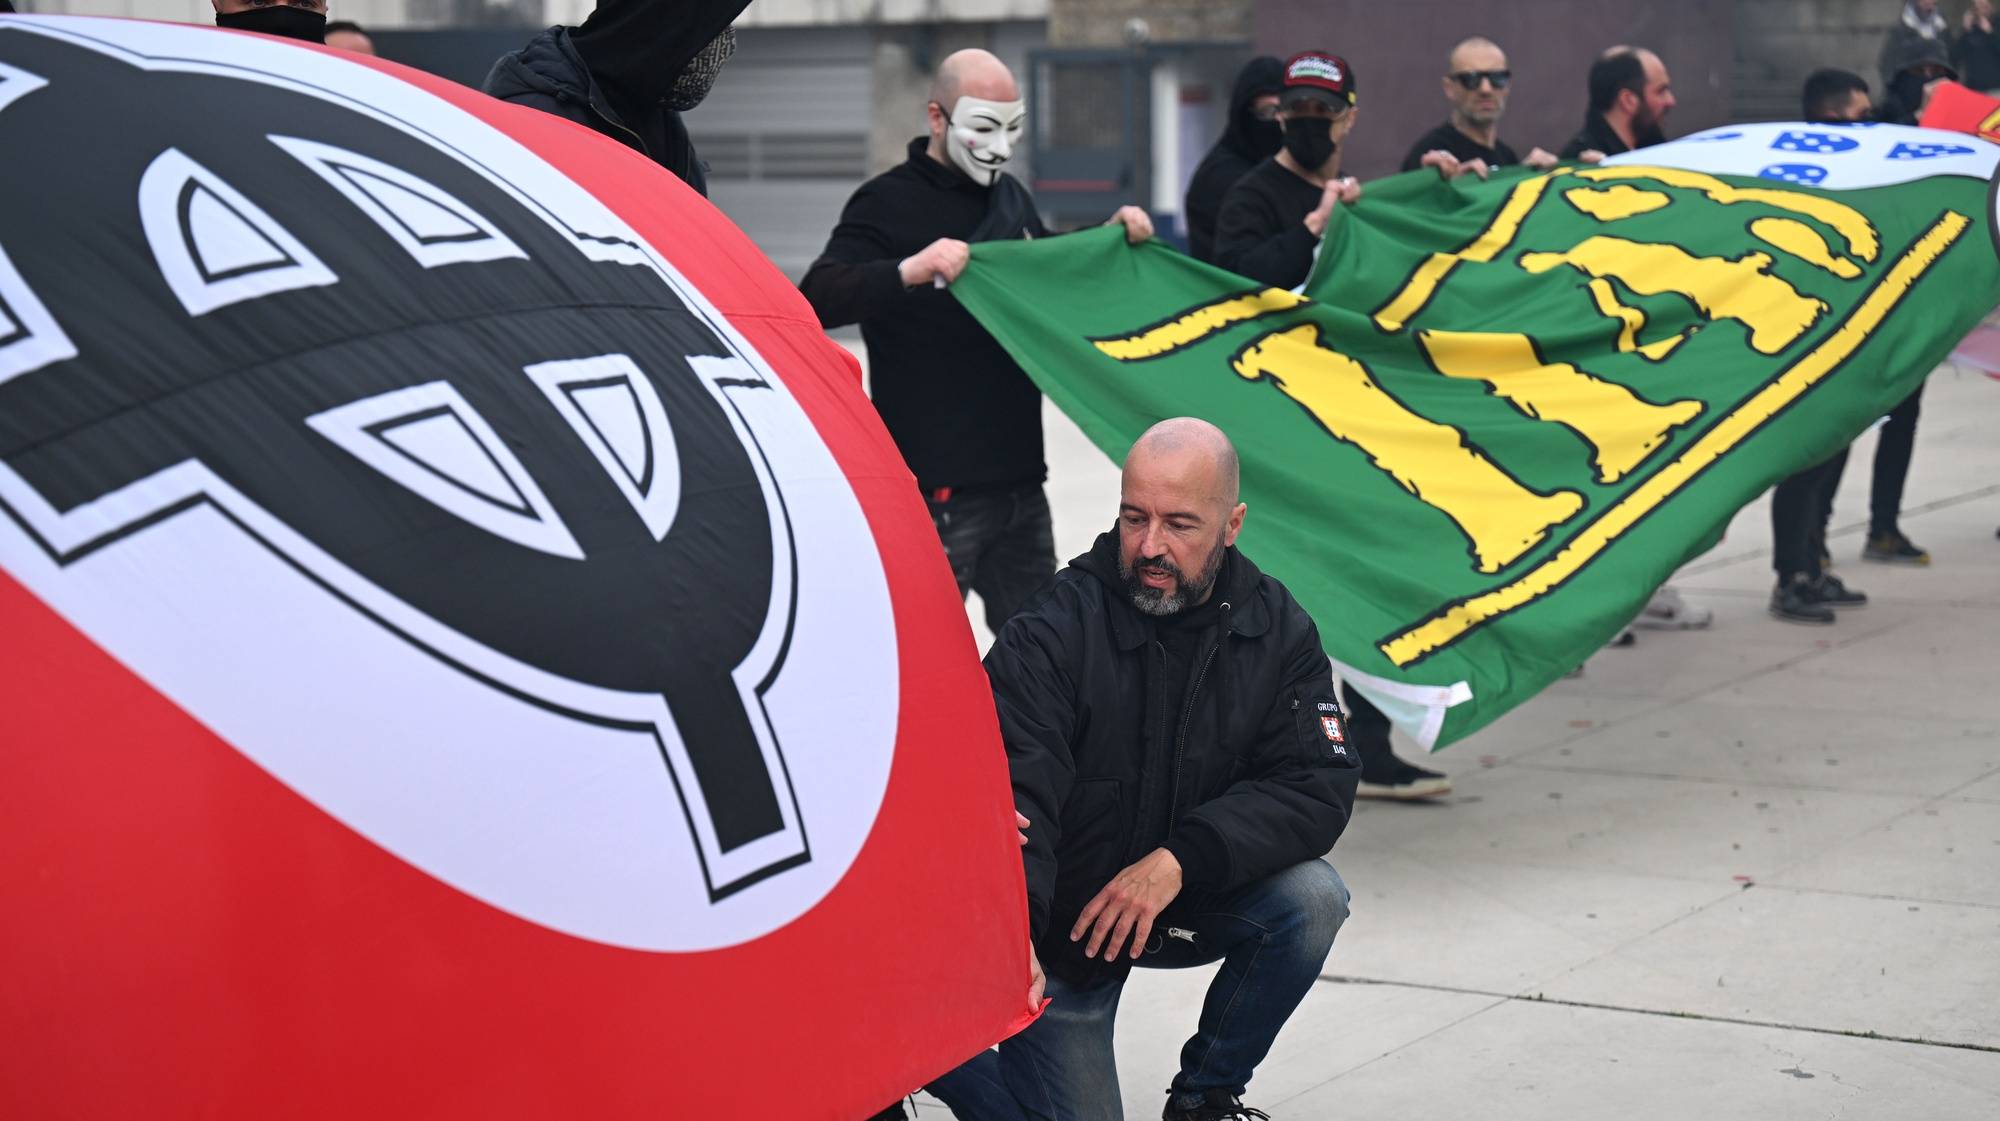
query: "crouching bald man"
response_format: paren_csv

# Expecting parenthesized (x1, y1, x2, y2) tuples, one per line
(930, 418, 1359, 1121)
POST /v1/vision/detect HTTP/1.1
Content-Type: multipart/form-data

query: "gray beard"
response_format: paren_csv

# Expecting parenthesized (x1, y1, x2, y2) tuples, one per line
(1122, 541, 1226, 617)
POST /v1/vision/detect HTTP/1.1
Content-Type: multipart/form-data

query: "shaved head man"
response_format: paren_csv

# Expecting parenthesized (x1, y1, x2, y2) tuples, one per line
(801, 48, 1151, 648)
(928, 417, 1358, 1121)
(1118, 418, 1244, 616)
(1402, 36, 1558, 174)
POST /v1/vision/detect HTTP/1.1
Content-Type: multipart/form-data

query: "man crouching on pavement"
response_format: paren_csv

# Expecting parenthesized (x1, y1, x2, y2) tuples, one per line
(928, 418, 1358, 1121)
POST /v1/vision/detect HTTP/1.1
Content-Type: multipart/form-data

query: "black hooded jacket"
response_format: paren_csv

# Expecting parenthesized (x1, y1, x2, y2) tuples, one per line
(481, 0, 749, 196)
(1183, 57, 1285, 264)
(986, 530, 1360, 983)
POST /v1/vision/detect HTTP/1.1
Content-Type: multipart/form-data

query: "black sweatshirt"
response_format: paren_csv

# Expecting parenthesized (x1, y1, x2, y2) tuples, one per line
(1400, 121, 1520, 172)
(1184, 57, 1284, 264)
(1212, 157, 1325, 289)
(799, 138, 1050, 493)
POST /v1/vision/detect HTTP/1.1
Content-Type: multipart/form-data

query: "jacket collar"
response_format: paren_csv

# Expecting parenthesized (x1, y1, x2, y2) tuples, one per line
(905, 135, 989, 193)
(1071, 528, 1273, 650)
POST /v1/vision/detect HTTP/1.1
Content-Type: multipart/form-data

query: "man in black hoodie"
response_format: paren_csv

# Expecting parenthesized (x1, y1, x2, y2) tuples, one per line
(482, 0, 747, 196)
(928, 418, 1356, 1121)
(1558, 47, 1675, 161)
(800, 48, 1151, 637)
(1183, 56, 1284, 264)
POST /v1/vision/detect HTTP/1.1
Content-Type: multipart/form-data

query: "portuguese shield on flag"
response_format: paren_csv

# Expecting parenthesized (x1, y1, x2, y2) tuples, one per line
(952, 123, 2000, 749)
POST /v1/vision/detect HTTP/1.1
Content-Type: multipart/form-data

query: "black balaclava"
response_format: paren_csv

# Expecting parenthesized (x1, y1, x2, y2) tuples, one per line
(1282, 116, 1336, 171)
(215, 5, 327, 44)
(1223, 56, 1285, 162)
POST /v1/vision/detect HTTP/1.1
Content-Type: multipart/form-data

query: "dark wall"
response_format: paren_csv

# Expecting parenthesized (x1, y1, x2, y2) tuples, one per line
(1255, 0, 1736, 180)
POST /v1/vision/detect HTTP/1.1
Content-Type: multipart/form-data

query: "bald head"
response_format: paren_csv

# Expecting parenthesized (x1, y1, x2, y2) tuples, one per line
(1125, 418, 1241, 513)
(1447, 36, 1504, 73)
(1117, 419, 1245, 615)
(930, 48, 1019, 109)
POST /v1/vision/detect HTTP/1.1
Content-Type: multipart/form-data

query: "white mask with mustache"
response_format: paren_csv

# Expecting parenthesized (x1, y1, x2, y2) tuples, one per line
(941, 95, 1026, 186)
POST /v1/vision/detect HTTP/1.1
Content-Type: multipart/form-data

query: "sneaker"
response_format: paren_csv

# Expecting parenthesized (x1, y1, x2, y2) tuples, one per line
(1810, 572, 1867, 608)
(1862, 530, 1930, 565)
(1634, 585, 1713, 629)
(1769, 577, 1835, 625)
(1164, 1089, 1272, 1121)
(1608, 628, 1638, 648)
(1357, 757, 1452, 801)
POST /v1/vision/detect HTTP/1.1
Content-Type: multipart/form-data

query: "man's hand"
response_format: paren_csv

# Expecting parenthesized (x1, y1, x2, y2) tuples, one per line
(1107, 205, 1154, 244)
(1424, 151, 1472, 179)
(1523, 147, 1559, 171)
(1577, 148, 1606, 165)
(1303, 176, 1359, 237)
(1028, 942, 1046, 1007)
(1070, 847, 1183, 961)
(1016, 810, 1031, 847)
(898, 237, 969, 287)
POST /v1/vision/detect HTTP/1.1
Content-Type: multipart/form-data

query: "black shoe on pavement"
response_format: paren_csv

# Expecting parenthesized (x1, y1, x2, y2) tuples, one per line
(1810, 572, 1867, 608)
(1164, 1089, 1271, 1121)
(1357, 757, 1452, 800)
(1862, 530, 1930, 565)
(1770, 577, 1835, 625)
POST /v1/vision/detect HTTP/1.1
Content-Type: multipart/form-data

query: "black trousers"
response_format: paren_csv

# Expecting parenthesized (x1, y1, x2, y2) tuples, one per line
(1338, 680, 1399, 774)
(927, 482, 1057, 635)
(1870, 384, 1924, 536)
(1772, 450, 1847, 581)
(1816, 383, 1924, 540)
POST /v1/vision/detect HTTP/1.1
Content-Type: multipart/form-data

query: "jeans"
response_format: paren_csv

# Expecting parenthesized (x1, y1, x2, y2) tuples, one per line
(927, 483, 1057, 634)
(927, 860, 1350, 1121)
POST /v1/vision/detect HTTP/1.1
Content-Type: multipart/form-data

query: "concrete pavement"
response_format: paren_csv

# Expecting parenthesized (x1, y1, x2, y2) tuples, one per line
(876, 348, 2000, 1119)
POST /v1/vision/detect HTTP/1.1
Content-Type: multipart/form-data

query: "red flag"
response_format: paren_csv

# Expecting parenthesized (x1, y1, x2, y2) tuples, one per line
(0, 15, 1030, 1119)
(1919, 79, 2000, 143)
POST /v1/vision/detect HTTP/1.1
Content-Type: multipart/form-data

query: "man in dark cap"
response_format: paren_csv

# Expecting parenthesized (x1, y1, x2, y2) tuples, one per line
(1881, 0, 1953, 93)
(1183, 56, 1284, 264)
(1210, 50, 1364, 290)
(483, 0, 748, 196)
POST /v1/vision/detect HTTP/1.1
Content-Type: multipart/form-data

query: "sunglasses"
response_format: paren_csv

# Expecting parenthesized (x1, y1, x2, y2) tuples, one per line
(1449, 69, 1512, 91)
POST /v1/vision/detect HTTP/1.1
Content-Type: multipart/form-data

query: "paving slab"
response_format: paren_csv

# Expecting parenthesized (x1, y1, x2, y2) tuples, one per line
(1341, 764, 1925, 885)
(1271, 998, 2000, 1121)
(1770, 796, 2000, 908)
(1320, 850, 1733, 993)
(1504, 702, 2000, 799)
(1536, 885, 2000, 1046)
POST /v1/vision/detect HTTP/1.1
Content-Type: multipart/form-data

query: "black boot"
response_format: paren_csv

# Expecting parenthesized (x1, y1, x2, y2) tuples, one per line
(1770, 575, 1835, 624)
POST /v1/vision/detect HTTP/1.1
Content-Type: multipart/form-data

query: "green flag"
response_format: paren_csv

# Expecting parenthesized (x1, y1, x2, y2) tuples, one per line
(951, 132, 2000, 748)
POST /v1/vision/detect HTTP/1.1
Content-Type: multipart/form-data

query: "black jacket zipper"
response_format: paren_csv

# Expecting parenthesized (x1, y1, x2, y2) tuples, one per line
(1169, 601, 1233, 824)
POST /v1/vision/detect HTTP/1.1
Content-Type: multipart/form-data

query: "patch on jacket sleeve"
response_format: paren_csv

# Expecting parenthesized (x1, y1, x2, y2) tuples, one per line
(1320, 714, 1345, 744)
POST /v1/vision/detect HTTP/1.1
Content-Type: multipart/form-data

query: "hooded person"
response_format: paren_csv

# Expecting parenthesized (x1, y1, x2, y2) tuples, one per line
(1880, 43, 1957, 123)
(1182, 56, 1284, 264)
(482, 0, 749, 197)
(1880, 0, 1954, 92)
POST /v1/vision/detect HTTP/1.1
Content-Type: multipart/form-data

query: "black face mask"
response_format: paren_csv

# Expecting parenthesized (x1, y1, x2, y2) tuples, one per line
(1243, 114, 1283, 157)
(215, 7, 327, 45)
(1282, 117, 1336, 170)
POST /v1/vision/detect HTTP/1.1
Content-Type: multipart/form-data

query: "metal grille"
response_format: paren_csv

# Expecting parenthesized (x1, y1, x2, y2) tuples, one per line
(698, 133, 869, 182)
(1040, 63, 1127, 150)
